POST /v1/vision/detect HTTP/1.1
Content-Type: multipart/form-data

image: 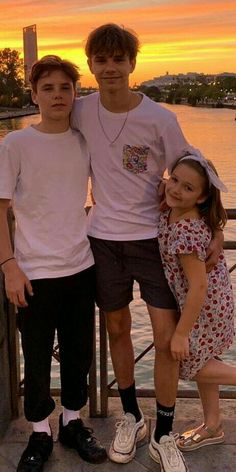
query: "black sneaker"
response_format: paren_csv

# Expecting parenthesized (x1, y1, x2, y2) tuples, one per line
(58, 413, 107, 464)
(17, 431, 53, 471)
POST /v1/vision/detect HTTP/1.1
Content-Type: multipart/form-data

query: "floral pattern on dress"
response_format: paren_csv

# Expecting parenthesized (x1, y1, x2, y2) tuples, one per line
(157, 210, 235, 380)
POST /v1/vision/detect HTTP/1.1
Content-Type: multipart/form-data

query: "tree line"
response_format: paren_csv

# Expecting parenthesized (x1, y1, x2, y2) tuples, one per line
(1, 48, 236, 109)
(137, 76, 236, 106)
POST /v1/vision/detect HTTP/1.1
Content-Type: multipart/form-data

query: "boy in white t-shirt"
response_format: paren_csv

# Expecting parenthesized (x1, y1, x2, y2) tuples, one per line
(0, 56, 107, 471)
(71, 23, 223, 472)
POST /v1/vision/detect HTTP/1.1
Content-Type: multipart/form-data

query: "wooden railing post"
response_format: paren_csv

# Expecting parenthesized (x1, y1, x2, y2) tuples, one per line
(99, 309, 109, 417)
(88, 310, 98, 417)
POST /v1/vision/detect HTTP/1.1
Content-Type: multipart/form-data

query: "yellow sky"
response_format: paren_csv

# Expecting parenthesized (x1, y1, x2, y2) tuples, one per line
(0, 0, 236, 87)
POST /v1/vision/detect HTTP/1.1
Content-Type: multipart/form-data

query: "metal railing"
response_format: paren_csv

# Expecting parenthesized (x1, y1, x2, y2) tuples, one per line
(2, 208, 236, 418)
(98, 209, 236, 416)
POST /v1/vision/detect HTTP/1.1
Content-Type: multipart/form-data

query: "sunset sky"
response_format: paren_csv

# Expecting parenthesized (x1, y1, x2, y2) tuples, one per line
(1, 0, 236, 87)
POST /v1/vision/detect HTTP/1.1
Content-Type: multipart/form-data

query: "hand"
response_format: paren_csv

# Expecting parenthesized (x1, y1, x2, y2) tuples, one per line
(205, 229, 223, 272)
(158, 179, 169, 212)
(3, 260, 33, 307)
(170, 331, 190, 361)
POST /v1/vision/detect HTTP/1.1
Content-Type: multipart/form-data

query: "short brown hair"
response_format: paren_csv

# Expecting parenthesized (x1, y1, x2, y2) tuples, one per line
(85, 23, 140, 60)
(29, 55, 80, 92)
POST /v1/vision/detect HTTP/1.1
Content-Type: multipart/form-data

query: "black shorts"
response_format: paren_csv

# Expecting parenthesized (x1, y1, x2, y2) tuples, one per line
(89, 237, 177, 312)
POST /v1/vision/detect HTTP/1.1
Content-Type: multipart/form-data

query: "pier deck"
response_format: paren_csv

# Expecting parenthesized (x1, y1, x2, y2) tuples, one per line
(1, 397, 236, 471)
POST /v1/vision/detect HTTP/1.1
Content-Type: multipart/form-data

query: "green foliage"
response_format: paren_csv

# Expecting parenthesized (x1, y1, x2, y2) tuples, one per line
(136, 84, 161, 102)
(141, 77, 236, 107)
(0, 48, 24, 107)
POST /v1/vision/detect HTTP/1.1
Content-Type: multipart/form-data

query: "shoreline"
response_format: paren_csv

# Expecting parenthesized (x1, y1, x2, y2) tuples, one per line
(0, 102, 236, 122)
(0, 108, 39, 121)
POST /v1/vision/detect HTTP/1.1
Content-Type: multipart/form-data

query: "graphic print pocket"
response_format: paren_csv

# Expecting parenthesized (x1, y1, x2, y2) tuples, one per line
(123, 145, 150, 174)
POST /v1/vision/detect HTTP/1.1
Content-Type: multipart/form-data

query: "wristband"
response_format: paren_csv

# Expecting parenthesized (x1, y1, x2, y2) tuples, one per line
(0, 257, 15, 267)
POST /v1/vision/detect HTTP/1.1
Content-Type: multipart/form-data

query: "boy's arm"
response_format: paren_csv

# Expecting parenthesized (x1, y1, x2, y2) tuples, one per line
(170, 252, 207, 361)
(0, 199, 33, 307)
(205, 229, 224, 272)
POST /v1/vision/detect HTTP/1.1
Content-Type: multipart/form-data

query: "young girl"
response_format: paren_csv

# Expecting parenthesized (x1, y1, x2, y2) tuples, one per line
(157, 154, 235, 451)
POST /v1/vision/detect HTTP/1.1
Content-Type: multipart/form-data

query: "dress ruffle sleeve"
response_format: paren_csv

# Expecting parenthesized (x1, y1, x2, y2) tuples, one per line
(167, 219, 211, 262)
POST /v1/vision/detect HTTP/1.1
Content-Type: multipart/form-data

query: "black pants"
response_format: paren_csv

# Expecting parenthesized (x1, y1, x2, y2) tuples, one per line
(18, 266, 95, 422)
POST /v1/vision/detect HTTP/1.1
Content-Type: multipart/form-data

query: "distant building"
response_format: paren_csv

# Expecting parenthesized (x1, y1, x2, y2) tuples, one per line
(23, 24, 38, 86)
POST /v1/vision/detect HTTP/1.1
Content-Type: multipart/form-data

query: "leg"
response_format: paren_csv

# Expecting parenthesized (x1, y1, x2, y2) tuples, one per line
(194, 357, 236, 385)
(57, 267, 95, 411)
(148, 305, 179, 442)
(148, 306, 188, 471)
(57, 268, 107, 464)
(17, 279, 56, 471)
(197, 382, 221, 429)
(148, 305, 179, 407)
(176, 356, 236, 452)
(107, 305, 146, 463)
(177, 383, 224, 451)
(18, 279, 56, 422)
(106, 305, 134, 389)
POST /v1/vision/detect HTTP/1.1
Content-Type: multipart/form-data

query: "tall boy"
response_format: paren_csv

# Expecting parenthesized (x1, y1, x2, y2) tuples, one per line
(0, 55, 107, 471)
(71, 23, 222, 472)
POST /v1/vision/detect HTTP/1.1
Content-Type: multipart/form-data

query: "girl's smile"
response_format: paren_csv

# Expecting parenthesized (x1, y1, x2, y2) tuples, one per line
(166, 162, 207, 216)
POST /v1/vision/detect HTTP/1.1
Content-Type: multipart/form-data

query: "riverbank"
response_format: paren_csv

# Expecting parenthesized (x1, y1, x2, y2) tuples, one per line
(0, 108, 39, 120)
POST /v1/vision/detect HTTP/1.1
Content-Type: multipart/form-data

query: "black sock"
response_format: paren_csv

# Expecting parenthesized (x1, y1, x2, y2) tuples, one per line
(154, 401, 175, 443)
(118, 382, 141, 422)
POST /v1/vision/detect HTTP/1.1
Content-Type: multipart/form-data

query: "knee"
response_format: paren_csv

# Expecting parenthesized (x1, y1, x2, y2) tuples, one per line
(154, 331, 173, 355)
(107, 318, 130, 341)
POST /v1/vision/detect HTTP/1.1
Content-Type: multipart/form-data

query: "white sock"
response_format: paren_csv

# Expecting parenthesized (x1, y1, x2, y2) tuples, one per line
(62, 407, 80, 426)
(32, 417, 51, 435)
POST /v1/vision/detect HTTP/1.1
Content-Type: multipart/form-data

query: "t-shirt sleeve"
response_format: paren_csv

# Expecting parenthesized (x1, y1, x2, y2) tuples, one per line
(0, 141, 20, 198)
(70, 99, 81, 131)
(160, 115, 199, 171)
(168, 223, 209, 262)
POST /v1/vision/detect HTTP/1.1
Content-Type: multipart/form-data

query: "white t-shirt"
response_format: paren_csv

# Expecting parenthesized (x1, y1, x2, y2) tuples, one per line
(0, 126, 94, 279)
(71, 92, 195, 240)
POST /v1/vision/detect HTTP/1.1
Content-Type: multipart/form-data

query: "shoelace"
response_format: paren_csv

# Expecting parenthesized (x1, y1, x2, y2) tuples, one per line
(115, 416, 135, 444)
(73, 422, 96, 443)
(161, 436, 182, 466)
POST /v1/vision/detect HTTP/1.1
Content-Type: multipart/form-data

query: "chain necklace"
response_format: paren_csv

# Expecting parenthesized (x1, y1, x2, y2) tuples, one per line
(97, 96, 130, 146)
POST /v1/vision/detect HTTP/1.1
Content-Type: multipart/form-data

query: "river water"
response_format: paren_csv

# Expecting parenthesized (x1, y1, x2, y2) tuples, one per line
(1, 104, 236, 390)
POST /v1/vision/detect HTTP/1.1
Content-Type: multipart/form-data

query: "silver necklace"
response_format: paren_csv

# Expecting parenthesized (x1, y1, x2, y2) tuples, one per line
(97, 96, 130, 146)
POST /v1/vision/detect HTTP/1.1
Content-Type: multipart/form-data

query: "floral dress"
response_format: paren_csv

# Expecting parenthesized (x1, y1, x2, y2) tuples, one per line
(157, 210, 235, 380)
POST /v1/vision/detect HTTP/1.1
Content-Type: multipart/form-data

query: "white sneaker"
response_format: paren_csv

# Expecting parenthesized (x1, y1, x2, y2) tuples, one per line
(149, 430, 188, 472)
(109, 411, 147, 463)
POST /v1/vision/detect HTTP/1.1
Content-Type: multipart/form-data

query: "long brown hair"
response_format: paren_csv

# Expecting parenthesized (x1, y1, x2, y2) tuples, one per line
(171, 157, 227, 234)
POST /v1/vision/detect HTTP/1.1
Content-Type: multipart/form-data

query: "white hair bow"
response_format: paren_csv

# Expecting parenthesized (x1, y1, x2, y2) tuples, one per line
(178, 151, 228, 193)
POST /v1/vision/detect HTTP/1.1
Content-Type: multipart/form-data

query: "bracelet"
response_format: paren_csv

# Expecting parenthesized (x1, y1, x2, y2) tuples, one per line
(0, 257, 15, 267)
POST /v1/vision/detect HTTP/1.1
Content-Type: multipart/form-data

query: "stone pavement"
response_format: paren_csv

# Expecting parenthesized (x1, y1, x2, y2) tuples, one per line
(0, 397, 236, 471)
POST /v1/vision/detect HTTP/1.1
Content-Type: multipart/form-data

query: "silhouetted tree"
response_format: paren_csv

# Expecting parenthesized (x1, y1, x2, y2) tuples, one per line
(0, 48, 24, 107)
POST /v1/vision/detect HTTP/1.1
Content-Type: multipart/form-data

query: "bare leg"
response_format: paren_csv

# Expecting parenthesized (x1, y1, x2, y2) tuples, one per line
(197, 382, 221, 429)
(193, 358, 236, 385)
(148, 305, 179, 406)
(180, 357, 236, 437)
(177, 382, 223, 449)
(106, 305, 134, 388)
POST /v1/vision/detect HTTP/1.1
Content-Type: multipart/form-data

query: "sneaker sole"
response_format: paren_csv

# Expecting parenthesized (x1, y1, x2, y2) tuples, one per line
(149, 442, 160, 464)
(59, 438, 107, 464)
(109, 422, 147, 464)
